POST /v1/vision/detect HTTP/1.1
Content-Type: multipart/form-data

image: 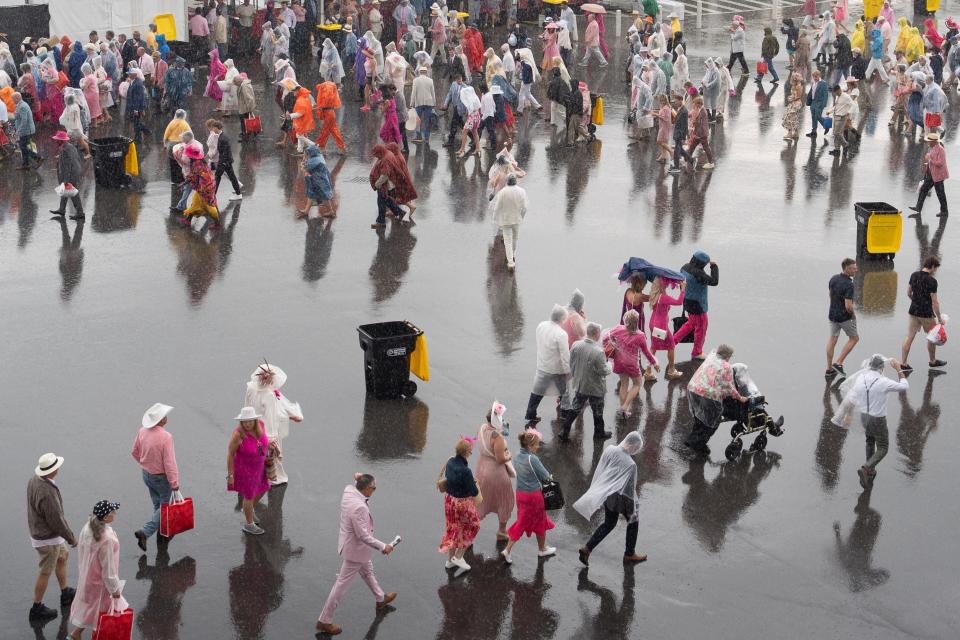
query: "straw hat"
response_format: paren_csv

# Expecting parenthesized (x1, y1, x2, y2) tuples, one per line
(142, 402, 174, 428)
(926, 132, 941, 142)
(35, 453, 64, 477)
(343, 23, 353, 32)
(235, 406, 263, 421)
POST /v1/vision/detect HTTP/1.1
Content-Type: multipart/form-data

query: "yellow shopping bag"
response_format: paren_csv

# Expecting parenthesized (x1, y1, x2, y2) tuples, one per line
(409, 333, 430, 381)
(591, 96, 604, 126)
(124, 141, 139, 177)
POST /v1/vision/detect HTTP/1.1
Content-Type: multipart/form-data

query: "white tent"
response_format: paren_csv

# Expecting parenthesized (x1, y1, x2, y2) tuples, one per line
(0, 0, 189, 41)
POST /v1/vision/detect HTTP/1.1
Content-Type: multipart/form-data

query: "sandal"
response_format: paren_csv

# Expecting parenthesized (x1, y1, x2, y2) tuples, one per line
(665, 369, 684, 380)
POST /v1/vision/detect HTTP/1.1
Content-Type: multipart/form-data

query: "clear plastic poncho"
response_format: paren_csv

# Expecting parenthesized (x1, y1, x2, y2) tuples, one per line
(573, 432, 643, 523)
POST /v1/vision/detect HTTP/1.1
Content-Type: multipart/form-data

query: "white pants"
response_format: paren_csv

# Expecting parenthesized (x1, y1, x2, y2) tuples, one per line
(865, 58, 889, 82)
(550, 102, 566, 126)
(580, 45, 606, 66)
(518, 83, 541, 112)
(500, 224, 519, 266)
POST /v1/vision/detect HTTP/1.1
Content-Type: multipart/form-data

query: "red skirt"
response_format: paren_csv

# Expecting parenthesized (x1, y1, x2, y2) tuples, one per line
(507, 490, 555, 540)
(439, 494, 481, 552)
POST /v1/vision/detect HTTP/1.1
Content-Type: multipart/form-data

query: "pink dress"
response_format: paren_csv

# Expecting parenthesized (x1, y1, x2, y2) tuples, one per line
(604, 325, 656, 378)
(70, 523, 128, 630)
(82, 74, 102, 119)
(230, 427, 270, 499)
(205, 49, 226, 101)
(474, 423, 516, 523)
(656, 105, 672, 144)
(379, 97, 401, 144)
(649, 287, 684, 351)
(597, 16, 609, 58)
(541, 31, 559, 69)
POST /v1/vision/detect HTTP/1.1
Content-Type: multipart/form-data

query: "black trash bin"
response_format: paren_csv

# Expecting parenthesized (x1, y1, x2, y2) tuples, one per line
(90, 137, 133, 188)
(357, 321, 423, 399)
(854, 201, 901, 261)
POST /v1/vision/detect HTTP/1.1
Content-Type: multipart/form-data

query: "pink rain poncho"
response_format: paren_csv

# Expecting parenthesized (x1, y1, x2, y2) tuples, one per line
(69, 520, 128, 630)
(204, 49, 226, 102)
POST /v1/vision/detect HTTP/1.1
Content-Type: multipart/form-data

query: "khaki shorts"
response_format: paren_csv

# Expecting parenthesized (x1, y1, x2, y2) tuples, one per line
(908, 314, 937, 335)
(36, 543, 68, 575)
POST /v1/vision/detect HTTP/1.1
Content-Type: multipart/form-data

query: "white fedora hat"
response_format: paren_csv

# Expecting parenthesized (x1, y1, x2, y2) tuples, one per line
(142, 403, 174, 429)
(235, 406, 262, 421)
(250, 363, 287, 389)
(35, 452, 64, 477)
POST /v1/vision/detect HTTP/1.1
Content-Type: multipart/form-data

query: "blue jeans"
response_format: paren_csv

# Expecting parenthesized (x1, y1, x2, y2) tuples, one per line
(762, 56, 779, 82)
(177, 183, 193, 210)
(141, 470, 172, 538)
(415, 105, 433, 141)
(810, 107, 826, 133)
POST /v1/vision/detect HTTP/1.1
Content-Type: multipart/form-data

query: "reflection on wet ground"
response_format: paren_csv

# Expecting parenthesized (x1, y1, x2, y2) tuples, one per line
(2, 9, 959, 639)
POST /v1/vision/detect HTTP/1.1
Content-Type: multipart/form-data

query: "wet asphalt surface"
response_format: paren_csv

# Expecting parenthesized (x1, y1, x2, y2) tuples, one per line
(1, 5, 959, 639)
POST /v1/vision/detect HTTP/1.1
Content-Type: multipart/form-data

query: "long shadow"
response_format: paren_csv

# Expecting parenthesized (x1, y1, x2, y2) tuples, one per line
(814, 382, 847, 494)
(832, 490, 889, 592)
(368, 223, 417, 304)
(571, 563, 636, 640)
(486, 239, 525, 356)
(357, 395, 429, 460)
(896, 371, 942, 479)
(135, 554, 198, 640)
(680, 451, 781, 553)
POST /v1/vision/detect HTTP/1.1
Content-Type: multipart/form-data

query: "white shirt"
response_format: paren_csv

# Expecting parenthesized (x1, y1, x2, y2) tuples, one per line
(857, 370, 908, 417)
(282, 7, 297, 28)
(535, 320, 571, 374)
(480, 91, 495, 118)
(237, 4, 256, 27)
(832, 91, 853, 117)
(139, 53, 155, 76)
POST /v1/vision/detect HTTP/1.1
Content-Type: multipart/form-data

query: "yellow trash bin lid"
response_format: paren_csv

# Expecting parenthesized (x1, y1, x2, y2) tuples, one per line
(866, 210, 902, 255)
(154, 14, 177, 41)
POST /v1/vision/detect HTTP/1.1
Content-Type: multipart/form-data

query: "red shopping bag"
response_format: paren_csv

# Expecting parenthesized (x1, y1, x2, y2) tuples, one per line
(160, 494, 194, 537)
(756, 61, 769, 75)
(92, 604, 133, 640)
(243, 114, 262, 135)
(924, 112, 942, 129)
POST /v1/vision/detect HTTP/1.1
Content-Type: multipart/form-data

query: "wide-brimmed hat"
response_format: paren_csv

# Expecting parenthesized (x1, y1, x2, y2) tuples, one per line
(490, 84, 503, 94)
(845, 75, 857, 83)
(235, 406, 262, 421)
(251, 363, 287, 389)
(92, 500, 120, 520)
(184, 145, 204, 160)
(35, 453, 64, 477)
(667, 11, 679, 18)
(142, 402, 174, 428)
(51, 130, 70, 142)
(926, 132, 941, 142)
(343, 23, 353, 32)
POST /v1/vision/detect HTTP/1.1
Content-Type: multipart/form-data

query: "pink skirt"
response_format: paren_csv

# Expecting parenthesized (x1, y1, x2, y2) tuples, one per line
(507, 490, 555, 540)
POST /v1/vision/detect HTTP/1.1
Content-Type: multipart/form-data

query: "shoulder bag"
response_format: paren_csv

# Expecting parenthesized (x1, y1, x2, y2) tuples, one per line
(528, 456, 564, 511)
(436, 457, 452, 493)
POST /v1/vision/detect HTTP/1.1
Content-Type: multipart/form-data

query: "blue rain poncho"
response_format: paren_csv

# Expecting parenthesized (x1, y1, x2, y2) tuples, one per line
(303, 145, 334, 202)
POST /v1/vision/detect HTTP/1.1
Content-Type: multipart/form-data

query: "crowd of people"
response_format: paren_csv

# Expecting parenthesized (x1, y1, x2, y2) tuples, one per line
(9, 0, 954, 637)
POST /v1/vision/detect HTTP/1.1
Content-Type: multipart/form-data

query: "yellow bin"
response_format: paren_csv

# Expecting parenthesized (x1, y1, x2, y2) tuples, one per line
(154, 14, 177, 41)
(927, 0, 940, 11)
(855, 202, 901, 259)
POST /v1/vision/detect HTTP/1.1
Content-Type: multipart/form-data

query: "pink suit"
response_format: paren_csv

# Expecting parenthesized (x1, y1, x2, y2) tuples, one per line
(318, 485, 387, 624)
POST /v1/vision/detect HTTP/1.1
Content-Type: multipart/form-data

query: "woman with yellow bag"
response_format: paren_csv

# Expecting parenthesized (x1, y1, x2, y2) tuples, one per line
(179, 145, 221, 230)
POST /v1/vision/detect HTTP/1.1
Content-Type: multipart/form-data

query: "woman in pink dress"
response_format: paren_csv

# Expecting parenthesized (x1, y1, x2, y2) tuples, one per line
(378, 84, 402, 144)
(474, 408, 516, 541)
(604, 309, 660, 417)
(541, 22, 560, 71)
(69, 501, 127, 639)
(597, 14, 610, 58)
(655, 95, 673, 162)
(648, 276, 686, 380)
(40, 57, 65, 124)
(80, 64, 102, 124)
(227, 406, 271, 536)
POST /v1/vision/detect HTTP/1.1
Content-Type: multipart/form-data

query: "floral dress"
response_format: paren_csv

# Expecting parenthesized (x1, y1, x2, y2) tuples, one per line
(379, 97, 402, 144)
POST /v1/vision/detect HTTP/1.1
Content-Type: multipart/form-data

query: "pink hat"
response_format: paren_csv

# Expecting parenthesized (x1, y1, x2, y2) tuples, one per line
(51, 130, 70, 142)
(184, 144, 204, 160)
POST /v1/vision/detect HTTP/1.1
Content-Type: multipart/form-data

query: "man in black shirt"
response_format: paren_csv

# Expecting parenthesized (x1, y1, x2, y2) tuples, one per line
(901, 255, 946, 370)
(825, 258, 859, 378)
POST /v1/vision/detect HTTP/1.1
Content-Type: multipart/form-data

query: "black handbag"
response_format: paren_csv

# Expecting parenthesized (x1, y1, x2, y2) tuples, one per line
(529, 458, 564, 510)
(673, 312, 695, 343)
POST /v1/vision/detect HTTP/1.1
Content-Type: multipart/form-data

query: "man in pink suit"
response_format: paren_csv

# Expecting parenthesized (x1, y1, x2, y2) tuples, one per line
(316, 474, 396, 636)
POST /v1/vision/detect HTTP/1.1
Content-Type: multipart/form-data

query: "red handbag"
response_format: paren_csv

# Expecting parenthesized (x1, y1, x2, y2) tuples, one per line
(756, 61, 768, 75)
(925, 112, 942, 129)
(160, 494, 194, 537)
(93, 602, 133, 640)
(243, 114, 262, 135)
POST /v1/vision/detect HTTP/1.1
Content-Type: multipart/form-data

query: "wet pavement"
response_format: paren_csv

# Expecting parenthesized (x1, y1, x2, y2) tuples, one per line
(2, 6, 959, 639)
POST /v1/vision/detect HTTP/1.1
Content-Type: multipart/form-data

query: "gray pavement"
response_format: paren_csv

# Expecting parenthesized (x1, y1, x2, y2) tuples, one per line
(0, 11, 958, 640)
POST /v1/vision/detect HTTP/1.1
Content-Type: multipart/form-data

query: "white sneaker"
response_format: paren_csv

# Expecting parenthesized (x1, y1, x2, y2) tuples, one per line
(701, 162, 715, 170)
(237, 182, 244, 192)
(229, 192, 243, 201)
(451, 556, 471, 571)
(242, 523, 264, 535)
(538, 546, 557, 558)
(501, 549, 512, 564)
(444, 560, 456, 570)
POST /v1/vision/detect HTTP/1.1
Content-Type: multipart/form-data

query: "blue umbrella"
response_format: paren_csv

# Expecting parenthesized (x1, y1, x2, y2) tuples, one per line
(617, 257, 685, 283)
